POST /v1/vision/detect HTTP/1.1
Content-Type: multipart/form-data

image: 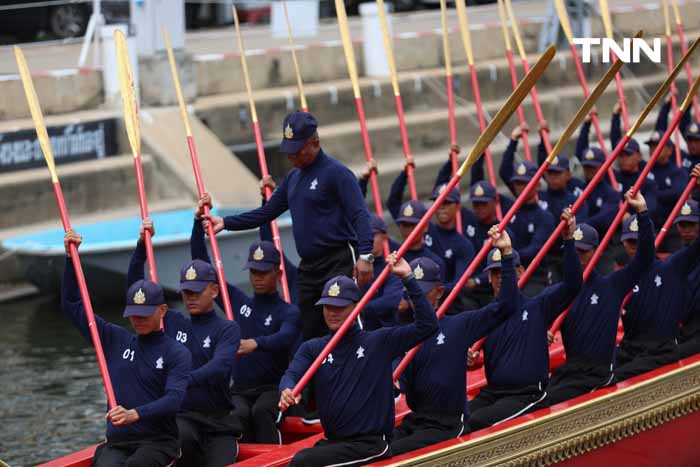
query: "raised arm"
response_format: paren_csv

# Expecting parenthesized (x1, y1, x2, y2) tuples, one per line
(656, 100, 671, 133)
(610, 105, 622, 149)
(387, 170, 408, 221)
(500, 138, 519, 197)
(613, 197, 655, 292)
(575, 119, 592, 159)
(135, 346, 191, 421)
(255, 305, 301, 352)
(188, 323, 241, 388)
(223, 178, 289, 232)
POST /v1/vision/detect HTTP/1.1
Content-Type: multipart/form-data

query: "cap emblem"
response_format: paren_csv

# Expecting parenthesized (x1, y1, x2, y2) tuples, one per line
(439, 184, 447, 194)
(630, 218, 639, 232)
(492, 249, 502, 262)
(474, 184, 485, 197)
(517, 164, 527, 175)
(414, 264, 424, 280)
(403, 204, 414, 217)
(681, 203, 692, 216)
(328, 281, 341, 297)
(134, 288, 146, 304)
(573, 227, 584, 241)
(551, 156, 559, 165)
(585, 150, 595, 160)
(284, 123, 294, 139)
(185, 265, 197, 281)
(253, 246, 265, 261)
(690, 123, 699, 133)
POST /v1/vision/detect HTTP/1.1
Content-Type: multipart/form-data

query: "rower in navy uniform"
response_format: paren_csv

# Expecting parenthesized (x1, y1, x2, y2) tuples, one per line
(675, 193, 700, 359)
(543, 190, 654, 406)
(279, 255, 439, 466)
(680, 114, 700, 178)
(615, 197, 700, 381)
(392, 226, 518, 455)
(128, 222, 242, 467)
(536, 120, 586, 199)
(189, 200, 301, 445)
(61, 230, 191, 467)
(469, 208, 582, 430)
(205, 111, 374, 343)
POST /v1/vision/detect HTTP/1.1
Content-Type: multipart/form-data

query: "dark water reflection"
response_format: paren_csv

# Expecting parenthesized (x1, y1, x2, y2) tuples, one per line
(1, 296, 125, 466)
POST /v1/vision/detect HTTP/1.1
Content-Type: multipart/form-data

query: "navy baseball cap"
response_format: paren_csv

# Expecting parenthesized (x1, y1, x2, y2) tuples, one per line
(685, 122, 700, 140)
(279, 111, 318, 154)
(430, 183, 461, 204)
(510, 160, 538, 183)
(316, 275, 360, 307)
(370, 214, 388, 234)
(409, 257, 442, 293)
(470, 181, 497, 202)
(396, 200, 427, 224)
(674, 200, 699, 224)
(124, 280, 165, 317)
(572, 223, 599, 250)
(179, 259, 217, 292)
(581, 147, 606, 167)
(644, 130, 673, 148)
(244, 241, 281, 272)
(546, 154, 570, 172)
(621, 138, 641, 154)
(621, 215, 641, 241)
(484, 248, 521, 271)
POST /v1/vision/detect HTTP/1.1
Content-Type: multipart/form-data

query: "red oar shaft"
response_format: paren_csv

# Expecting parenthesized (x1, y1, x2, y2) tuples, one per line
(394, 158, 552, 379)
(468, 64, 503, 220)
(614, 60, 630, 131)
(569, 43, 618, 188)
(676, 23, 700, 122)
(55, 182, 117, 408)
(186, 136, 235, 320)
(521, 58, 553, 155)
(665, 33, 683, 167)
(252, 122, 292, 303)
(394, 94, 418, 200)
(446, 74, 465, 230)
(506, 49, 532, 160)
(656, 176, 698, 248)
(133, 156, 157, 282)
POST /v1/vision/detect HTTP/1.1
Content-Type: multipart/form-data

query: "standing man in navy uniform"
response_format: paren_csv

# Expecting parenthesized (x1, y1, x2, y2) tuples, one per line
(62, 230, 191, 467)
(393, 226, 518, 455)
(279, 254, 439, 466)
(206, 111, 374, 342)
(128, 222, 242, 466)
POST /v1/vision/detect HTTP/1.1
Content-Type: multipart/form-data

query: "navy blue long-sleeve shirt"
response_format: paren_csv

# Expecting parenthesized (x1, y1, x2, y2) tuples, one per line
(507, 203, 556, 266)
(360, 256, 404, 331)
(483, 239, 582, 388)
(614, 164, 659, 218)
(561, 211, 654, 367)
(624, 233, 700, 341)
(500, 139, 524, 198)
(62, 259, 191, 442)
(259, 207, 298, 303)
(678, 106, 700, 171)
(223, 150, 373, 259)
(651, 161, 689, 227)
(280, 277, 439, 440)
(538, 187, 589, 223)
(128, 241, 241, 412)
(425, 223, 475, 292)
(537, 139, 585, 197)
(388, 238, 447, 282)
(190, 219, 300, 391)
(400, 254, 518, 418)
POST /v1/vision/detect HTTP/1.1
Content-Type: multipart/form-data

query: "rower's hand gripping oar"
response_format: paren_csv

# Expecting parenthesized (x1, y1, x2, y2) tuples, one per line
(398, 33, 632, 374)
(550, 71, 700, 334)
(162, 26, 236, 321)
(285, 44, 557, 401)
(15, 46, 118, 409)
(115, 30, 158, 283)
(232, 5, 292, 304)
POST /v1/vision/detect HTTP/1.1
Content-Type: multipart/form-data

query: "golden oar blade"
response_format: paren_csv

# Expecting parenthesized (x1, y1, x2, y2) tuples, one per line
(14, 46, 58, 182)
(114, 29, 142, 158)
(459, 44, 557, 176)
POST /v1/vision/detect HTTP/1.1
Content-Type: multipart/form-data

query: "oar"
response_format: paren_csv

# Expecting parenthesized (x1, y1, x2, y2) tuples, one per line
(550, 73, 700, 334)
(437, 0, 465, 230)
(376, 0, 419, 201)
(599, 0, 630, 131)
(655, 175, 699, 247)
(232, 5, 292, 303)
(396, 44, 623, 378)
(520, 35, 700, 296)
(334, 0, 389, 248)
(505, 0, 553, 155)
(671, 0, 700, 122)
(662, 0, 683, 167)
(115, 30, 157, 282)
(451, 0, 500, 221)
(282, 1, 308, 113)
(553, 0, 618, 188)
(163, 27, 235, 321)
(287, 46, 556, 401)
(15, 46, 117, 408)
(496, 0, 532, 161)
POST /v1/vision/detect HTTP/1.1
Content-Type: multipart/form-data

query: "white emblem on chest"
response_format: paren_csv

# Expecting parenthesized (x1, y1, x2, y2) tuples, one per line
(574, 187, 583, 197)
(156, 357, 164, 369)
(522, 310, 528, 321)
(323, 353, 334, 364)
(596, 197, 603, 208)
(538, 200, 549, 211)
(590, 293, 599, 305)
(654, 275, 662, 287)
(203, 336, 211, 348)
(633, 285, 640, 293)
(665, 176, 671, 187)
(425, 234, 433, 247)
(444, 249, 453, 259)
(466, 225, 475, 237)
(264, 315, 272, 326)
(528, 223, 534, 233)
(310, 178, 318, 190)
(436, 332, 445, 345)
(356, 346, 365, 359)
